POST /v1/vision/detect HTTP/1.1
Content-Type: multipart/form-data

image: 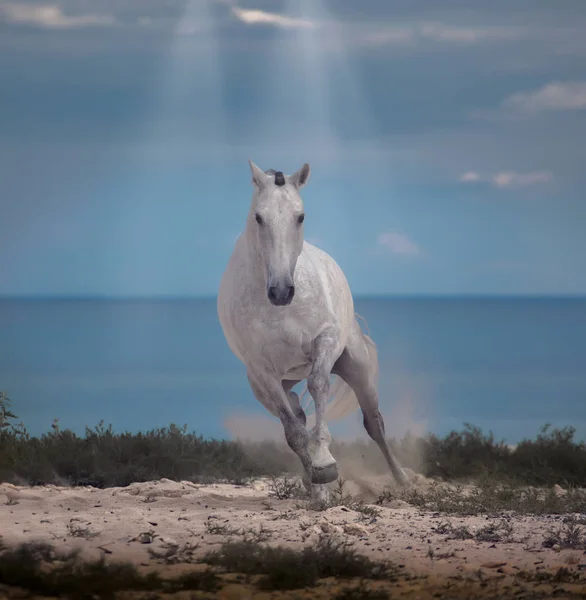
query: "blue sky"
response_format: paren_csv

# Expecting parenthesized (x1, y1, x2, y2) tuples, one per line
(1, 0, 585, 297)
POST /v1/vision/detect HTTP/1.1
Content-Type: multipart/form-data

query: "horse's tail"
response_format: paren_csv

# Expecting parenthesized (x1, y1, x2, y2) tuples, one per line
(301, 312, 375, 428)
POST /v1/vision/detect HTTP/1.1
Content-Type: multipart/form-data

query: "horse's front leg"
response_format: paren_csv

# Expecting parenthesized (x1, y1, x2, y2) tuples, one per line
(281, 379, 330, 500)
(307, 327, 341, 485)
(247, 370, 313, 483)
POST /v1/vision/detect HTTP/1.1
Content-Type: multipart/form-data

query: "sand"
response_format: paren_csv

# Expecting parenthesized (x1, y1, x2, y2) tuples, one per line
(1, 476, 585, 598)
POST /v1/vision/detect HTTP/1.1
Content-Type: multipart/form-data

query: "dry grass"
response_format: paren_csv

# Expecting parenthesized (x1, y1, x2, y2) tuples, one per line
(202, 536, 399, 591)
(378, 478, 586, 516)
(542, 516, 586, 550)
(0, 539, 220, 598)
(432, 518, 514, 542)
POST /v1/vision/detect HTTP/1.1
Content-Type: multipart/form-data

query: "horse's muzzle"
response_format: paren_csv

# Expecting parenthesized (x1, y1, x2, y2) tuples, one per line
(268, 284, 295, 306)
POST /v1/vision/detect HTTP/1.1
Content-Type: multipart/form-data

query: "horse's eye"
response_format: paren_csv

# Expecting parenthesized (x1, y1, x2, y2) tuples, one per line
(255, 213, 263, 225)
(297, 214, 305, 225)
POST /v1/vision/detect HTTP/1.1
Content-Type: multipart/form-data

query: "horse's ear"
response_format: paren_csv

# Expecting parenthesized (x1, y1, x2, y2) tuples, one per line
(249, 159, 270, 190)
(290, 163, 310, 189)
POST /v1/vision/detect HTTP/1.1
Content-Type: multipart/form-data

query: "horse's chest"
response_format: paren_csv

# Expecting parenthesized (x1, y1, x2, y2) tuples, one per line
(252, 314, 312, 355)
(230, 309, 314, 371)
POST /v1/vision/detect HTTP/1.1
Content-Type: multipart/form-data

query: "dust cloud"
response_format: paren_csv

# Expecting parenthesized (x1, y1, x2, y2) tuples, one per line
(223, 367, 431, 501)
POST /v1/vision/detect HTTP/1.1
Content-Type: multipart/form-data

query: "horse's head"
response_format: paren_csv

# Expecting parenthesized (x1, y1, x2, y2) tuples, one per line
(247, 160, 310, 307)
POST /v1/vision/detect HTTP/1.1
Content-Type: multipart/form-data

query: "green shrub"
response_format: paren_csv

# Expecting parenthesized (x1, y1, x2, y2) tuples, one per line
(1, 393, 586, 488)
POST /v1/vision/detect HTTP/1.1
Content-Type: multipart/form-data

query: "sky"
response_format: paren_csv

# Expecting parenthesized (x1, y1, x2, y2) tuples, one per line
(1, 0, 585, 297)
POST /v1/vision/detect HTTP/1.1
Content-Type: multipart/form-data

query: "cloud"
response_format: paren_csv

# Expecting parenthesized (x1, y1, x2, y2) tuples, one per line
(459, 170, 553, 188)
(419, 22, 521, 43)
(459, 171, 481, 182)
(502, 82, 586, 112)
(0, 2, 117, 29)
(492, 171, 553, 188)
(360, 22, 522, 47)
(359, 27, 414, 45)
(231, 7, 316, 30)
(229, 8, 517, 44)
(377, 232, 422, 256)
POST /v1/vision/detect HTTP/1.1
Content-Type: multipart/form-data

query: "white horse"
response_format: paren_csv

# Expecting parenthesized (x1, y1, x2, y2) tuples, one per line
(217, 160, 408, 495)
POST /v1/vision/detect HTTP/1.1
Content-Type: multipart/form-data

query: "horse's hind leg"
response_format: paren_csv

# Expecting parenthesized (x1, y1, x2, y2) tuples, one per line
(332, 321, 408, 487)
(248, 371, 314, 482)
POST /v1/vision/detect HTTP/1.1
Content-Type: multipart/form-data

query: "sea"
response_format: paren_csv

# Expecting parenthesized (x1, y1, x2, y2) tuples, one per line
(1, 297, 585, 444)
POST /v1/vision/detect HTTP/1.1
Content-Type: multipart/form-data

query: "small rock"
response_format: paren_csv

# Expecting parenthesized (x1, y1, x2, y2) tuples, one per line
(0, 483, 18, 491)
(250, 481, 267, 491)
(344, 523, 368, 537)
(162, 491, 183, 499)
(553, 484, 566, 497)
(180, 480, 198, 488)
(319, 521, 343, 535)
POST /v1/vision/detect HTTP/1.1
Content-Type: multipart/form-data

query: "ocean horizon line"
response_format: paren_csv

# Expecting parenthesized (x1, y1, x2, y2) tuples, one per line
(1, 294, 585, 302)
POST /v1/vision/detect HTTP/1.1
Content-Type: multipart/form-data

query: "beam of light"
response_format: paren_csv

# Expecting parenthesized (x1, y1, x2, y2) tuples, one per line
(297, 0, 391, 174)
(289, 0, 351, 167)
(256, 0, 386, 174)
(255, 0, 334, 167)
(137, 0, 226, 164)
(112, 0, 228, 296)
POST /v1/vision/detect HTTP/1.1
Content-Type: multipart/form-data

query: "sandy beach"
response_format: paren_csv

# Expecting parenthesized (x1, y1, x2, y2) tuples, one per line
(1, 475, 585, 599)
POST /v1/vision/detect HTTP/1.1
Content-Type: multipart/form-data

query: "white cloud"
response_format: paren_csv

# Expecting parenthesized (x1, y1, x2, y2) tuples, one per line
(360, 22, 522, 47)
(459, 171, 481, 182)
(502, 82, 586, 112)
(377, 232, 421, 256)
(459, 170, 553, 188)
(359, 27, 415, 45)
(231, 7, 316, 30)
(419, 22, 521, 43)
(0, 2, 117, 29)
(492, 171, 553, 188)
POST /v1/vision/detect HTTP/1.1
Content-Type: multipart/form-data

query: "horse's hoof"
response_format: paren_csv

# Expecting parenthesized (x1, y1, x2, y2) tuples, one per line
(311, 463, 338, 484)
(311, 484, 331, 503)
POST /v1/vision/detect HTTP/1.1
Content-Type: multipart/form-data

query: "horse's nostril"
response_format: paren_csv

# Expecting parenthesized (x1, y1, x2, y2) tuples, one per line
(267, 284, 294, 306)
